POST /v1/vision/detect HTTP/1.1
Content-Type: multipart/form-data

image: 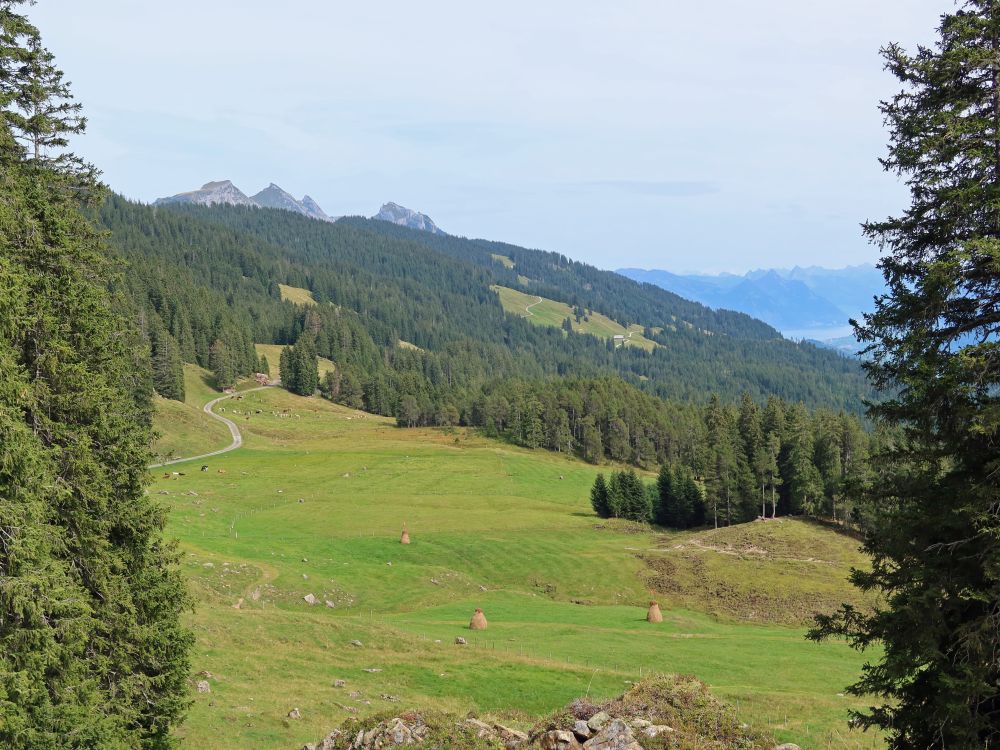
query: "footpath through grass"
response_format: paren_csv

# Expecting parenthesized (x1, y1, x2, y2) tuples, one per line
(153, 386, 878, 750)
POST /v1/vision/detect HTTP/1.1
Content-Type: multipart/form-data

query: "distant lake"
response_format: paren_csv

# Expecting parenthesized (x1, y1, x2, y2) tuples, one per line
(781, 324, 856, 342)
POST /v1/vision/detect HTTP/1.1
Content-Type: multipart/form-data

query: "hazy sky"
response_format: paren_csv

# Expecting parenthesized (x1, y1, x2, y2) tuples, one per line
(33, 1, 946, 273)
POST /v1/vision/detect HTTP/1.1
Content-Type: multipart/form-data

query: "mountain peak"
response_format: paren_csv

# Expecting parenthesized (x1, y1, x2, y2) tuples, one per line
(155, 180, 336, 221)
(154, 180, 256, 207)
(373, 202, 446, 235)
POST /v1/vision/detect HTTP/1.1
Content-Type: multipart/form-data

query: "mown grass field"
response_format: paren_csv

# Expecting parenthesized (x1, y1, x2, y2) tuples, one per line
(151, 384, 879, 750)
(492, 285, 658, 351)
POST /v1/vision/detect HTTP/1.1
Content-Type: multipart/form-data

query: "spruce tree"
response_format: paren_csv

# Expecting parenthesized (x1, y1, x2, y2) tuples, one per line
(151, 326, 185, 401)
(654, 464, 674, 526)
(0, 5, 191, 745)
(590, 473, 611, 518)
(811, 5, 1000, 745)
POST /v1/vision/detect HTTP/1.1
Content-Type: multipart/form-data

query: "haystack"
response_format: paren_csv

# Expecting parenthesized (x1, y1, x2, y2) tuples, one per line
(469, 608, 488, 630)
(400, 525, 411, 545)
(646, 601, 663, 623)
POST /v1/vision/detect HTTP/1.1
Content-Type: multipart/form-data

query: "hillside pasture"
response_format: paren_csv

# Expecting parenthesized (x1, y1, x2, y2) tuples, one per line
(152, 386, 877, 750)
(492, 285, 658, 351)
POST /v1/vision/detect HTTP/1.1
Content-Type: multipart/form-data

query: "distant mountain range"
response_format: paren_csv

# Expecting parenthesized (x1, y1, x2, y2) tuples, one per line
(617, 264, 886, 339)
(154, 180, 335, 222)
(154, 182, 447, 234)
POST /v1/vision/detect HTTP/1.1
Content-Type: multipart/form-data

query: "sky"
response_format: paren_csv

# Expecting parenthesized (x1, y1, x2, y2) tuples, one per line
(32, 1, 946, 273)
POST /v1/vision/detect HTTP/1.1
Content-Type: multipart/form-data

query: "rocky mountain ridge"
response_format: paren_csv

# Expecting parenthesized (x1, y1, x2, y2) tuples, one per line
(155, 180, 335, 222)
(154, 183, 446, 235)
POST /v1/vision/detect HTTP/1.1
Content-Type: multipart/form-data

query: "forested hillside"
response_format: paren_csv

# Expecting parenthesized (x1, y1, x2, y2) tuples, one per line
(100, 198, 870, 416)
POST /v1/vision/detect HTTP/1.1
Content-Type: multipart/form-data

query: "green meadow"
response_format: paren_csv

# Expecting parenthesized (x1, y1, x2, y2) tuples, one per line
(153, 384, 878, 750)
(492, 285, 659, 351)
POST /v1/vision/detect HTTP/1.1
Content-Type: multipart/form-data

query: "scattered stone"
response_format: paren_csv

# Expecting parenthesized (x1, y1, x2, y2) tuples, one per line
(465, 718, 493, 738)
(362, 668, 382, 673)
(495, 724, 529, 748)
(582, 719, 641, 750)
(197, 670, 212, 678)
(232, 598, 244, 609)
(639, 725, 674, 738)
(302, 558, 308, 562)
(333, 679, 346, 687)
(380, 694, 399, 702)
(288, 708, 301, 719)
(572, 719, 592, 740)
(196, 680, 211, 694)
(349, 640, 363, 647)
(303, 594, 317, 605)
(454, 636, 467, 645)
(536, 729, 582, 749)
(586, 712, 609, 732)
(303, 574, 309, 580)
(325, 600, 336, 608)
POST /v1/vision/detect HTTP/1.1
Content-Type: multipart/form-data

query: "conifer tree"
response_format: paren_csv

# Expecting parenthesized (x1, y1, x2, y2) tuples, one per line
(590, 473, 611, 518)
(0, 5, 191, 745)
(811, 5, 1000, 744)
(151, 326, 185, 401)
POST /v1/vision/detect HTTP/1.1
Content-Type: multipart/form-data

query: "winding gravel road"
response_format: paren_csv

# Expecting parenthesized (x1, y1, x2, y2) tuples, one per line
(149, 385, 272, 469)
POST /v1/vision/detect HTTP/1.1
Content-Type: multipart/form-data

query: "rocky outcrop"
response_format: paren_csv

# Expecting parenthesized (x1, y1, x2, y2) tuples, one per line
(298, 676, 777, 749)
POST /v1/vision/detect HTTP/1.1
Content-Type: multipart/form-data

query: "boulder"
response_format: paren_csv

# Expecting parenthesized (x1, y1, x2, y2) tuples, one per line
(494, 724, 529, 749)
(288, 708, 301, 719)
(464, 718, 494, 738)
(536, 729, 583, 749)
(775, 745, 801, 750)
(350, 639, 363, 647)
(455, 636, 468, 645)
(586, 712, 609, 732)
(572, 720, 592, 740)
(196, 680, 211, 694)
(303, 594, 317, 605)
(639, 725, 674, 738)
(581, 719, 641, 750)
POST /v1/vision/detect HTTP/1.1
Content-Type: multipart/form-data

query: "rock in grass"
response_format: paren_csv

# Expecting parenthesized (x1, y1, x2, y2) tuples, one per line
(196, 680, 211, 694)
(303, 593, 317, 605)
(349, 639, 363, 647)
(582, 719, 641, 749)
(454, 636, 467, 645)
(288, 708, 301, 719)
(536, 729, 582, 749)
(586, 712, 609, 732)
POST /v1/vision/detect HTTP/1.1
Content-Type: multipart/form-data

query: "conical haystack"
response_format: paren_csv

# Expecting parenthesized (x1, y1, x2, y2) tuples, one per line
(469, 608, 488, 630)
(400, 524, 410, 545)
(646, 601, 663, 623)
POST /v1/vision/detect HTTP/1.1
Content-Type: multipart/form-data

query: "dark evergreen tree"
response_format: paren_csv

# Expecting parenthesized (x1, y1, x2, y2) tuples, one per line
(811, 6, 1000, 745)
(0, 6, 191, 745)
(208, 338, 235, 389)
(590, 473, 611, 518)
(151, 326, 185, 401)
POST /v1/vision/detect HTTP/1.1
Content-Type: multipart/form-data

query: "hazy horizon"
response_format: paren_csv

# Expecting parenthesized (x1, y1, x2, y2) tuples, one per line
(33, 1, 943, 273)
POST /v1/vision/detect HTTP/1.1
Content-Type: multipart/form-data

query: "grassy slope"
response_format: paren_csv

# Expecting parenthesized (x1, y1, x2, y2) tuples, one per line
(644, 520, 874, 626)
(493, 285, 658, 352)
(152, 365, 231, 462)
(254, 343, 336, 380)
(154, 388, 876, 750)
(278, 283, 317, 305)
